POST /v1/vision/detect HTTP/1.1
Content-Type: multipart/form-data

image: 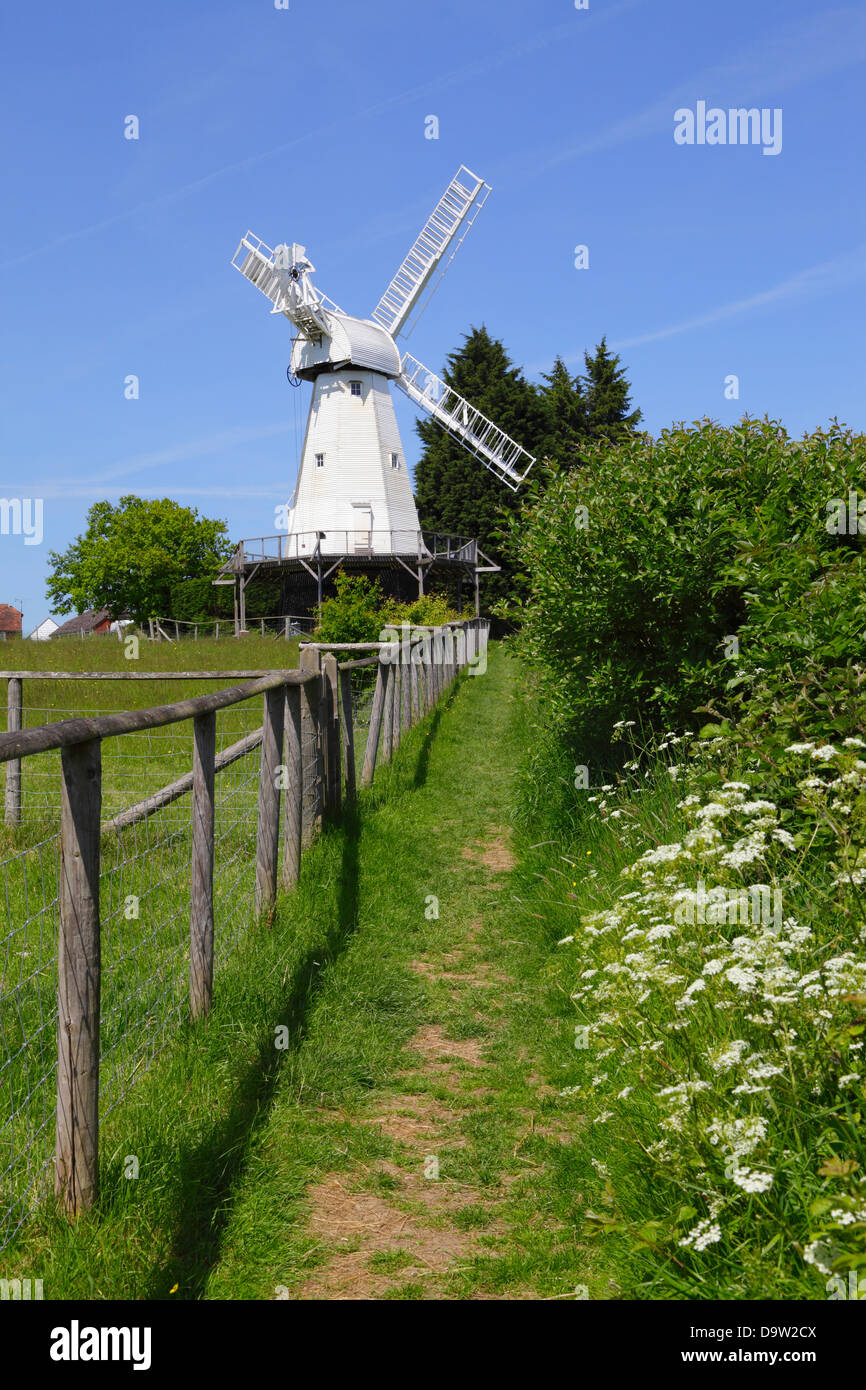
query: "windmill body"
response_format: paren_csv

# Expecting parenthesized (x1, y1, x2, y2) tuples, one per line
(231, 167, 535, 567)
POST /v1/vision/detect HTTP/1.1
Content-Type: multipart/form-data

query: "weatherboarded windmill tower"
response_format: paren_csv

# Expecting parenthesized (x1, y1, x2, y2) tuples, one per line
(225, 166, 535, 622)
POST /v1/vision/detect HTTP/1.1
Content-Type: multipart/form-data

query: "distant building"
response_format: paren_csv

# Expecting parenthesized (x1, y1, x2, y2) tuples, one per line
(26, 616, 59, 641)
(0, 605, 23, 641)
(52, 608, 113, 637)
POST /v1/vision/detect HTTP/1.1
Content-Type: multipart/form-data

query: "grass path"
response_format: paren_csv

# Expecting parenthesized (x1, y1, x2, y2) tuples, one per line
(11, 645, 605, 1301)
(204, 646, 599, 1301)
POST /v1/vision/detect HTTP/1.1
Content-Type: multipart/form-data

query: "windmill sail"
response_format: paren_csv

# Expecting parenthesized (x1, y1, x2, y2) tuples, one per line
(231, 232, 342, 339)
(397, 354, 535, 491)
(371, 167, 491, 340)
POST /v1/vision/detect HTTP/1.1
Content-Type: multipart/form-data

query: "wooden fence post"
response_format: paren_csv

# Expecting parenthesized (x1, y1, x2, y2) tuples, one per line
(299, 648, 322, 844)
(339, 668, 356, 803)
(431, 631, 442, 705)
(281, 685, 303, 888)
(361, 659, 387, 787)
(391, 657, 402, 752)
(5, 676, 22, 824)
(190, 711, 215, 1020)
(401, 647, 411, 731)
(409, 648, 420, 725)
(322, 652, 340, 815)
(255, 685, 285, 915)
(381, 659, 395, 762)
(55, 737, 102, 1217)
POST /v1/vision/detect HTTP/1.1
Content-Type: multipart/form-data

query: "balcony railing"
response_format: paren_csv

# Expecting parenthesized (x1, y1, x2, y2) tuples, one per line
(225, 531, 478, 568)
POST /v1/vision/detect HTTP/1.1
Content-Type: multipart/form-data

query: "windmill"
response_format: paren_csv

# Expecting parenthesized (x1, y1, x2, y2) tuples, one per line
(231, 166, 535, 572)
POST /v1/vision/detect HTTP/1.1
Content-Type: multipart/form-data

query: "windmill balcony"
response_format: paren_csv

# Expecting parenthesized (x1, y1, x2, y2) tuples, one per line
(228, 531, 478, 567)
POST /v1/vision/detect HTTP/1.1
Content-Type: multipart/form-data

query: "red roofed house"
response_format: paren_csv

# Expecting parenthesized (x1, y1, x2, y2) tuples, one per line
(0, 605, 22, 640)
(52, 608, 113, 637)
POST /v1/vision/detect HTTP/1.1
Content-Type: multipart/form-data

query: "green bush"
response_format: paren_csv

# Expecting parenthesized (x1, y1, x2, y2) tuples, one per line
(314, 572, 386, 644)
(382, 593, 461, 628)
(504, 418, 866, 763)
(315, 573, 461, 644)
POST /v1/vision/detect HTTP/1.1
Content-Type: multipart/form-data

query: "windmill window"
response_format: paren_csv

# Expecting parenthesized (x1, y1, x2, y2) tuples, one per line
(391, 453, 400, 469)
(349, 381, 362, 397)
(315, 453, 325, 468)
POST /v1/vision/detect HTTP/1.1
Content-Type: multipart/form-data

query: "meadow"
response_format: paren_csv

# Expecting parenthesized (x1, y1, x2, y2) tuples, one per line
(0, 633, 303, 1251)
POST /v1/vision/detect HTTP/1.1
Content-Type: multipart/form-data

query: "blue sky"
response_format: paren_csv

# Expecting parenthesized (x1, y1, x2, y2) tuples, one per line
(2, 0, 864, 629)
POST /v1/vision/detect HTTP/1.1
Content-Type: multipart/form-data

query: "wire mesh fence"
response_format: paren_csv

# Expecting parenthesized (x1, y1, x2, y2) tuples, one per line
(0, 692, 305, 1252)
(0, 621, 487, 1249)
(344, 661, 382, 782)
(152, 615, 315, 641)
(3, 702, 263, 826)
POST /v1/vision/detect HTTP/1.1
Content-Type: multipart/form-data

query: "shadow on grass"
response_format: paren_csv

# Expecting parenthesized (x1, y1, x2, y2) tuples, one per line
(410, 677, 462, 791)
(144, 806, 363, 1301)
(140, 673, 463, 1299)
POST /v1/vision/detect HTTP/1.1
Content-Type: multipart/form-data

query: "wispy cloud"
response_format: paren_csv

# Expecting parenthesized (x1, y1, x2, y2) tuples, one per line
(8, 423, 293, 496)
(527, 242, 866, 371)
(512, 4, 866, 179)
(31, 484, 286, 501)
(0, 2, 644, 273)
(611, 243, 866, 351)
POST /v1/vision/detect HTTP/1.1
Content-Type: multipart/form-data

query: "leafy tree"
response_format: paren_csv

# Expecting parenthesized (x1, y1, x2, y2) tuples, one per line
(412, 326, 551, 602)
(579, 336, 642, 442)
(46, 496, 234, 625)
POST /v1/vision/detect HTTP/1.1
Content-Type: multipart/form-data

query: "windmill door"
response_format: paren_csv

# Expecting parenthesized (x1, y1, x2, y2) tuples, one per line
(352, 505, 373, 553)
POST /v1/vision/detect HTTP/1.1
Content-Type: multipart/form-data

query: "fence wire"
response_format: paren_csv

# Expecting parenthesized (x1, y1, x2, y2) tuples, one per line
(0, 692, 317, 1252)
(345, 662, 381, 780)
(5, 703, 263, 825)
(0, 627, 484, 1250)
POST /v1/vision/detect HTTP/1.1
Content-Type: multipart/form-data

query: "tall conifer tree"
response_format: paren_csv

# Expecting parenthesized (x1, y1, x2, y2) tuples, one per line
(580, 336, 642, 441)
(413, 326, 550, 601)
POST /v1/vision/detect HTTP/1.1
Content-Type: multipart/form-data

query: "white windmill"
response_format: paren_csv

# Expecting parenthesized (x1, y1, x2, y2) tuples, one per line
(231, 166, 535, 567)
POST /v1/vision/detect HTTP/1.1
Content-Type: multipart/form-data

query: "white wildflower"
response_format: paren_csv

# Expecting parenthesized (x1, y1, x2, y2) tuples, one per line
(731, 1167, 774, 1194)
(726, 966, 758, 991)
(679, 1218, 722, 1251)
(708, 1039, 749, 1073)
(811, 745, 839, 761)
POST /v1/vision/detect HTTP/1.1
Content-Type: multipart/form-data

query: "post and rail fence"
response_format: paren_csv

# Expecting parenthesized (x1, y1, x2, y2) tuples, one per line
(0, 619, 488, 1244)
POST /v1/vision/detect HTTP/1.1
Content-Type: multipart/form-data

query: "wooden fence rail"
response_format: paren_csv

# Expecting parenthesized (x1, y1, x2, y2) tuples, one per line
(0, 619, 488, 1223)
